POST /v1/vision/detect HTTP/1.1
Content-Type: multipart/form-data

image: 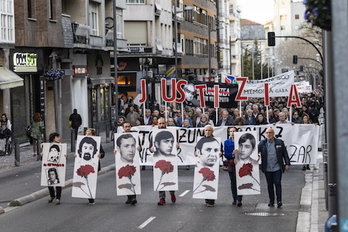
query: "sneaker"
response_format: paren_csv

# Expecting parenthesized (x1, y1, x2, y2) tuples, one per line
(88, 202, 96, 205)
(55, 199, 60, 205)
(306, 165, 311, 170)
(237, 201, 242, 207)
(232, 201, 237, 205)
(268, 202, 274, 207)
(206, 203, 215, 207)
(48, 197, 54, 203)
(170, 192, 176, 203)
(157, 198, 166, 205)
(302, 166, 306, 171)
(277, 202, 283, 208)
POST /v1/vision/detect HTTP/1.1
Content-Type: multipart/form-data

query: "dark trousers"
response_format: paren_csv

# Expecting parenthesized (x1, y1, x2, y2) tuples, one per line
(159, 191, 175, 199)
(48, 186, 62, 199)
(229, 171, 243, 202)
(73, 127, 79, 140)
(264, 169, 282, 203)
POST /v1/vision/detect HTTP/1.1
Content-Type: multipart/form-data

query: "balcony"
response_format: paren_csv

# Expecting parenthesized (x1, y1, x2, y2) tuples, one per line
(72, 23, 90, 45)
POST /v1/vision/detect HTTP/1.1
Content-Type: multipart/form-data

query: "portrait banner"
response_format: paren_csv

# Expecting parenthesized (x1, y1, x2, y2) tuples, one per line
(234, 131, 261, 195)
(193, 137, 221, 200)
(72, 135, 101, 199)
(133, 124, 319, 166)
(152, 128, 178, 191)
(243, 70, 295, 98)
(114, 132, 141, 196)
(40, 143, 67, 187)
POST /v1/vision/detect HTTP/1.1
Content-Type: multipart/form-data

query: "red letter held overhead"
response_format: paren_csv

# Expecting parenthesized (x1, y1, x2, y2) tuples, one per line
(214, 85, 219, 108)
(264, 83, 270, 106)
(195, 84, 207, 108)
(139, 79, 147, 103)
(176, 79, 188, 103)
(161, 78, 176, 102)
(235, 77, 248, 101)
(287, 84, 301, 108)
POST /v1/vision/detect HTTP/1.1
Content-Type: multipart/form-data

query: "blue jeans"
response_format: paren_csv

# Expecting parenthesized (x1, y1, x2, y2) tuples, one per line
(264, 169, 282, 204)
(229, 171, 242, 202)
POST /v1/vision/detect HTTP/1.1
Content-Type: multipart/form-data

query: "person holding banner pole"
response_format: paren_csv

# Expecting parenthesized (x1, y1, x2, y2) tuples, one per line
(44, 132, 67, 205)
(150, 118, 178, 205)
(223, 127, 243, 206)
(114, 122, 141, 205)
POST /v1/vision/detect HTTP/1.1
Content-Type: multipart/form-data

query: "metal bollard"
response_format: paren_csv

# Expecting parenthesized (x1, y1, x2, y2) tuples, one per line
(105, 123, 110, 143)
(322, 143, 328, 210)
(71, 129, 75, 152)
(36, 135, 41, 161)
(95, 124, 99, 136)
(14, 139, 20, 166)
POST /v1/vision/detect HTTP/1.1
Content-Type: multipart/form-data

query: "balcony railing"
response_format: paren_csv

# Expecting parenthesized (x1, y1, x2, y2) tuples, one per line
(72, 23, 90, 44)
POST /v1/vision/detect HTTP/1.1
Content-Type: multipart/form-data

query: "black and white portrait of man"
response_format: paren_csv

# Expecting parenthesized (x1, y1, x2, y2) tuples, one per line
(154, 130, 176, 157)
(77, 137, 98, 162)
(183, 83, 200, 107)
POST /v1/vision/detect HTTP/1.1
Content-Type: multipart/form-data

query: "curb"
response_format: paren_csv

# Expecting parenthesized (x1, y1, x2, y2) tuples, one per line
(8, 164, 115, 208)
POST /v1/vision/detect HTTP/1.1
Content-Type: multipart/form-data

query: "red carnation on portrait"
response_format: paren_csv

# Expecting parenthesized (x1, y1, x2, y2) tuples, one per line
(238, 163, 253, 177)
(75, 165, 95, 198)
(193, 167, 216, 193)
(155, 160, 174, 191)
(118, 165, 137, 179)
(238, 163, 260, 186)
(118, 165, 137, 195)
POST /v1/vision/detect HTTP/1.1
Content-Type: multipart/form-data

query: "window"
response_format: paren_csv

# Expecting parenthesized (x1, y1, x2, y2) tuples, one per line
(126, 0, 145, 3)
(89, 2, 99, 36)
(116, 9, 123, 39)
(295, 14, 299, 19)
(280, 26, 285, 30)
(27, 0, 32, 18)
(0, 0, 14, 43)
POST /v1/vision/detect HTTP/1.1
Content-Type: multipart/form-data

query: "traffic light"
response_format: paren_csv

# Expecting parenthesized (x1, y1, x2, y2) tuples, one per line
(293, 55, 298, 64)
(268, 32, 275, 46)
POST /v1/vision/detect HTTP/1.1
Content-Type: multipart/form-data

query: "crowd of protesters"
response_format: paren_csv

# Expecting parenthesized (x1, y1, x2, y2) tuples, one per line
(117, 92, 323, 129)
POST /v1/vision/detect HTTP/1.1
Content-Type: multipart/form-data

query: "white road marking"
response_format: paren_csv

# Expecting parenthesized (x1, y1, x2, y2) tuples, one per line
(179, 190, 190, 197)
(138, 216, 156, 229)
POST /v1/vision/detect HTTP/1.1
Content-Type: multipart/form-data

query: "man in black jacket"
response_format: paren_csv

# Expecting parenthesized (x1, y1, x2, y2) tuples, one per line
(69, 109, 82, 140)
(258, 128, 290, 208)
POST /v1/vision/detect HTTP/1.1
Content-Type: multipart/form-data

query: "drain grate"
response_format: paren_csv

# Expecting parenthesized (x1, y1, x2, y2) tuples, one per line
(245, 212, 285, 217)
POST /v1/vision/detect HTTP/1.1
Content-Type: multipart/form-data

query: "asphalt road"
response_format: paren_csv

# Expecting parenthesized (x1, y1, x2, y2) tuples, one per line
(0, 145, 306, 232)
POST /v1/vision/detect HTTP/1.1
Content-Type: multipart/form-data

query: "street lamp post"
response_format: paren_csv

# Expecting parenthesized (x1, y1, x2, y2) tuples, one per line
(208, 23, 212, 78)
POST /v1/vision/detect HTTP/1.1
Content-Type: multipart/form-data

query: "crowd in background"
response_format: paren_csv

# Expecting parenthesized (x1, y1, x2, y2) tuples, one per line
(116, 92, 324, 129)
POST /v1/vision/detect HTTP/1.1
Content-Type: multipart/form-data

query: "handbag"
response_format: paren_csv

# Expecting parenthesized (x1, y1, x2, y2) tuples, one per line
(25, 125, 32, 137)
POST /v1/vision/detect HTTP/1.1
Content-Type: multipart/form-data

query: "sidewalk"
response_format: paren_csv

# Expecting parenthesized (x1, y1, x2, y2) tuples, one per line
(296, 152, 328, 232)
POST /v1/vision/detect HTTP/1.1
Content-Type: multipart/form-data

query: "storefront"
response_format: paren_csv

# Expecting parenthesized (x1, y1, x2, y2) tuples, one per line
(9, 49, 44, 140)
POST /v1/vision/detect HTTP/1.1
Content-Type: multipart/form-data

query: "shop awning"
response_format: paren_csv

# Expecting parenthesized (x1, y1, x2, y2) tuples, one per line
(90, 76, 115, 86)
(0, 67, 24, 90)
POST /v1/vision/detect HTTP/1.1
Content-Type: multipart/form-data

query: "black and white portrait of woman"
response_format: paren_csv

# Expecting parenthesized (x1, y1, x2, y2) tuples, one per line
(47, 144, 61, 163)
(47, 167, 60, 185)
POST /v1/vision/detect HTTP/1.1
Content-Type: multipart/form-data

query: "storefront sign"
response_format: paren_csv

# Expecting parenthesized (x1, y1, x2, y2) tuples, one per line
(13, 52, 37, 72)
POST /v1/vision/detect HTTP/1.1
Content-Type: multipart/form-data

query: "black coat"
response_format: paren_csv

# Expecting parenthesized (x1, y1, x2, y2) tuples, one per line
(258, 138, 291, 173)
